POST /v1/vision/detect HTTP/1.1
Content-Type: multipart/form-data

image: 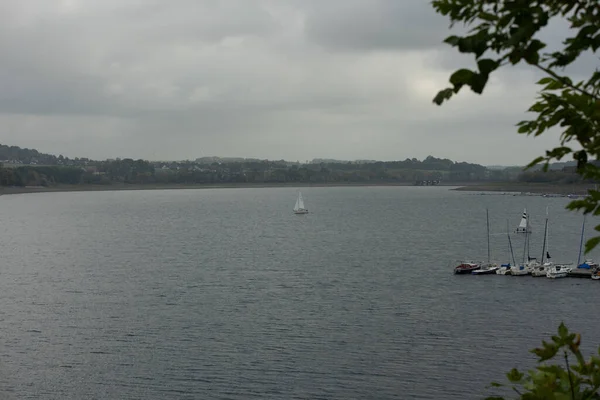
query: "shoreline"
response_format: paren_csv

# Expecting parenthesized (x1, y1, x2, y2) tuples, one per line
(0, 181, 593, 196)
(0, 182, 459, 195)
(452, 182, 595, 195)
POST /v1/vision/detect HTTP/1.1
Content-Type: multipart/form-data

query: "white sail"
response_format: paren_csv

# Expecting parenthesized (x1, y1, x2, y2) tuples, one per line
(297, 192, 305, 210)
(516, 208, 531, 233)
(293, 191, 308, 213)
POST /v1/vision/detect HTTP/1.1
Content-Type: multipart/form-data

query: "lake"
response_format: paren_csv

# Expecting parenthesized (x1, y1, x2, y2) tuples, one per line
(0, 186, 598, 399)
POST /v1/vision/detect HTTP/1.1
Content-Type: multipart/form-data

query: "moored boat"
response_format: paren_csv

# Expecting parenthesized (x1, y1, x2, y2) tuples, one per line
(531, 263, 551, 277)
(472, 263, 499, 275)
(496, 263, 512, 275)
(546, 264, 571, 279)
(455, 261, 480, 274)
(471, 209, 499, 275)
(511, 264, 530, 276)
(498, 220, 516, 276)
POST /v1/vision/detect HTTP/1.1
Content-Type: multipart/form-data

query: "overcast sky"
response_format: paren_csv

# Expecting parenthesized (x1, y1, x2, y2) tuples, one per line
(0, 0, 588, 165)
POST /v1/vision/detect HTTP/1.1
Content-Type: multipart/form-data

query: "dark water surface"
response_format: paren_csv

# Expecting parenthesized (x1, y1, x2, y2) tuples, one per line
(0, 186, 598, 399)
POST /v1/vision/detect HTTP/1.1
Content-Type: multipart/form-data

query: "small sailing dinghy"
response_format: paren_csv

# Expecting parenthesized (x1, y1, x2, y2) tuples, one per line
(293, 191, 309, 214)
(515, 208, 532, 233)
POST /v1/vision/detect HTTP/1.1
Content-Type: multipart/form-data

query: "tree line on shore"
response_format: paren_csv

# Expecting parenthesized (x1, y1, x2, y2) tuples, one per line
(0, 154, 592, 187)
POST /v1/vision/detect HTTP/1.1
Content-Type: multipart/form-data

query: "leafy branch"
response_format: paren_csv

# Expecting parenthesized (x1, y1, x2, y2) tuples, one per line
(431, 0, 600, 253)
(485, 323, 600, 400)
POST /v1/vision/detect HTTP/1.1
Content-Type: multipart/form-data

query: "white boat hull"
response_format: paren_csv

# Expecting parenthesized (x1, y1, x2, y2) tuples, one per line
(547, 271, 568, 279)
(546, 265, 571, 279)
(472, 265, 499, 275)
(510, 265, 530, 276)
(294, 209, 309, 214)
(531, 263, 551, 277)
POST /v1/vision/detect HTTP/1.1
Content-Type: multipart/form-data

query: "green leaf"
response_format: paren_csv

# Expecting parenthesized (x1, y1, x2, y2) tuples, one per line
(525, 40, 547, 65)
(432, 88, 454, 105)
(477, 58, 499, 76)
(470, 73, 489, 94)
(531, 343, 559, 361)
(449, 68, 475, 87)
(537, 365, 565, 375)
(537, 77, 554, 85)
(507, 368, 524, 383)
(585, 236, 600, 254)
(479, 12, 498, 22)
(525, 156, 545, 169)
(558, 322, 568, 339)
(443, 35, 461, 47)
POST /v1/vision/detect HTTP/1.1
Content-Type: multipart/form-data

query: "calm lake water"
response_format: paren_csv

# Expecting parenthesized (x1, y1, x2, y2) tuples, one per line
(0, 186, 598, 399)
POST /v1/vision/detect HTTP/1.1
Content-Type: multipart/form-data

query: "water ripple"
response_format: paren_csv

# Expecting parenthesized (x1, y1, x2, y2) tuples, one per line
(0, 187, 598, 399)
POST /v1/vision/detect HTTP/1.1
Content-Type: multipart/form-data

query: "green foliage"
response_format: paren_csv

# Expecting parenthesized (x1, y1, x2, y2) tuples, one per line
(486, 323, 600, 400)
(432, 0, 600, 252)
(0, 155, 500, 186)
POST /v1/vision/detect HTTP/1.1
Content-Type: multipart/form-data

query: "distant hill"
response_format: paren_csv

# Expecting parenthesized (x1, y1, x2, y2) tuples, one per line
(0, 142, 590, 187)
(310, 158, 379, 164)
(195, 156, 265, 164)
(0, 144, 60, 165)
(0, 140, 577, 175)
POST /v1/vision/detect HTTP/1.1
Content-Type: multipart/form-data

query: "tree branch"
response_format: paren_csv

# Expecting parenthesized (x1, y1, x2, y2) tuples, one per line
(564, 351, 576, 400)
(534, 63, 600, 100)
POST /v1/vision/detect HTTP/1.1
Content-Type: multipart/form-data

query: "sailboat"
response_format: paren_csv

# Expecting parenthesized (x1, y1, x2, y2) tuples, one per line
(574, 216, 599, 277)
(496, 220, 516, 275)
(293, 191, 309, 214)
(532, 209, 551, 277)
(515, 208, 532, 233)
(472, 209, 499, 274)
(511, 212, 535, 275)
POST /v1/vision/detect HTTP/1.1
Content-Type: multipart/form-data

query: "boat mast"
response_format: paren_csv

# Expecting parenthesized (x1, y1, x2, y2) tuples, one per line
(522, 212, 528, 264)
(540, 209, 549, 264)
(507, 219, 516, 266)
(577, 215, 586, 266)
(526, 213, 532, 261)
(486, 208, 491, 264)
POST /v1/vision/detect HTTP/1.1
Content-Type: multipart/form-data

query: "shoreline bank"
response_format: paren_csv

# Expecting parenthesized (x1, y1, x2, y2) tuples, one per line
(0, 181, 593, 196)
(452, 182, 594, 195)
(0, 182, 460, 196)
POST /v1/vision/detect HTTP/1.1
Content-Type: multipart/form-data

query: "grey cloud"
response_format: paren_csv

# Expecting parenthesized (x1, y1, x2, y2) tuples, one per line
(301, 0, 452, 52)
(0, 0, 586, 166)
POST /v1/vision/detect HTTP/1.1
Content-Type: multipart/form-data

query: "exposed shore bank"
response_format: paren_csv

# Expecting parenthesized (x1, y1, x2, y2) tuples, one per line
(0, 181, 593, 196)
(452, 182, 594, 195)
(0, 182, 464, 196)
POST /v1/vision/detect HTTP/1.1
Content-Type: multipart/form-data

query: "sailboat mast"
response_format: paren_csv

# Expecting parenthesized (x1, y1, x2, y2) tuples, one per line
(541, 215, 548, 264)
(577, 215, 586, 266)
(526, 213, 531, 261)
(486, 208, 491, 263)
(507, 219, 516, 266)
(522, 214, 528, 264)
